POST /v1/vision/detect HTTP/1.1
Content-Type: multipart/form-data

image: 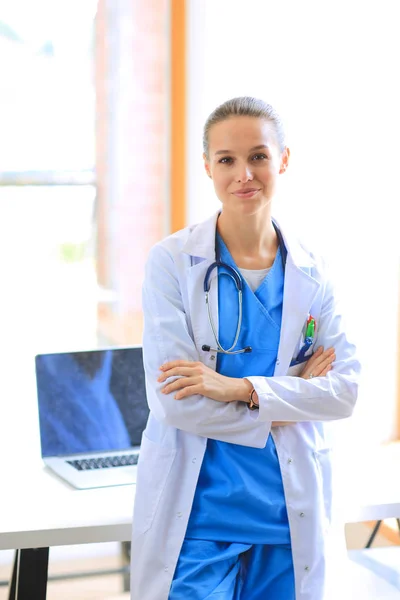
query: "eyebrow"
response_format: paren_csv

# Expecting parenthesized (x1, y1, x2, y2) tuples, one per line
(214, 144, 269, 156)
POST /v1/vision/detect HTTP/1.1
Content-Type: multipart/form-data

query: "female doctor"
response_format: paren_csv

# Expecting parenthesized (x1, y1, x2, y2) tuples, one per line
(130, 97, 360, 600)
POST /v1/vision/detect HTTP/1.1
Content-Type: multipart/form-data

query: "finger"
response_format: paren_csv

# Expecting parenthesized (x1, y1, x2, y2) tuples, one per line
(308, 355, 335, 378)
(160, 360, 198, 371)
(302, 362, 333, 380)
(310, 347, 334, 362)
(307, 348, 335, 370)
(162, 376, 200, 395)
(302, 347, 325, 369)
(158, 366, 199, 382)
(320, 365, 333, 377)
(311, 353, 336, 375)
(299, 350, 325, 377)
(321, 353, 336, 368)
(174, 384, 202, 400)
(175, 386, 229, 402)
(306, 347, 324, 362)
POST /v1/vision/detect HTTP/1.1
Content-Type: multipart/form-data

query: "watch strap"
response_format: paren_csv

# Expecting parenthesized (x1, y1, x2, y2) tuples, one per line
(248, 388, 259, 411)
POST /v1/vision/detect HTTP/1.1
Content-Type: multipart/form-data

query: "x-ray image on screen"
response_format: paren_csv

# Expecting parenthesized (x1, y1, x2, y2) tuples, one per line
(35, 347, 149, 457)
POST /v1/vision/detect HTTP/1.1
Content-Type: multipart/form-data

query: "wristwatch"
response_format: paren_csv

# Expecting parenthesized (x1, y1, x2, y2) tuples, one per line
(248, 388, 259, 411)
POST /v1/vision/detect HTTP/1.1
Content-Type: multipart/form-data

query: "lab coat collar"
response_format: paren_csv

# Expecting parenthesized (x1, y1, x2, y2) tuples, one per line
(182, 212, 219, 261)
(182, 210, 316, 270)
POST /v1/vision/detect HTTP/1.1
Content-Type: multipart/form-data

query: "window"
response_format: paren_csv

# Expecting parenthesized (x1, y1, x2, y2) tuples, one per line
(0, 1, 99, 481)
(0, 0, 98, 353)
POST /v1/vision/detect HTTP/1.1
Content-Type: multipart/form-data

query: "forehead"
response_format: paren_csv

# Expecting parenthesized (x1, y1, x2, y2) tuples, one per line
(208, 116, 278, 154)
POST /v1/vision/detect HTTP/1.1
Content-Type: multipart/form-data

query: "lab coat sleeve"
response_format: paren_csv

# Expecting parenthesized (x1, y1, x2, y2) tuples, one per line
(246, 267, 361, 422)
(142, 245, 271, 448)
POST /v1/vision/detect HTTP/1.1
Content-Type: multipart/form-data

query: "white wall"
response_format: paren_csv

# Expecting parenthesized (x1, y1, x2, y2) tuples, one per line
(186, 0, 400, 444)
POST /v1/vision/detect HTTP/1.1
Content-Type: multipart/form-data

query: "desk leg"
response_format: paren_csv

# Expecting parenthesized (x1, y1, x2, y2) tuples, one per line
(365, 520, 382, 549)
(8, 551, 17, 600)
(8, 548, 49, 600)
(121, 541, 130, 592)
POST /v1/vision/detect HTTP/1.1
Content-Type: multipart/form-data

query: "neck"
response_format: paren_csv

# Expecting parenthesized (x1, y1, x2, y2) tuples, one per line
(217, 208, 278, 261)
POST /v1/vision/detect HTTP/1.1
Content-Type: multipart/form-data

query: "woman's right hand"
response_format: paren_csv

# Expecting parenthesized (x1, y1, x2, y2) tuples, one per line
(271, 347, 335, 428)
(299, 346, 336, 380)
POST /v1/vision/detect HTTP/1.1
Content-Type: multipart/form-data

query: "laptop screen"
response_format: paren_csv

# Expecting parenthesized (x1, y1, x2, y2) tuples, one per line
(35, 347, 149, 458)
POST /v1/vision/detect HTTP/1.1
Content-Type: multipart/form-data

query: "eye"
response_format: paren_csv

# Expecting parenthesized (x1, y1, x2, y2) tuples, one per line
(218, 157, 233, 165)
(251, 153, 268, 161)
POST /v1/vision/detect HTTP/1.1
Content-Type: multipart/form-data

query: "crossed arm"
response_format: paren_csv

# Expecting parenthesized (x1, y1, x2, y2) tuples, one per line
(157, 346, 336, 426)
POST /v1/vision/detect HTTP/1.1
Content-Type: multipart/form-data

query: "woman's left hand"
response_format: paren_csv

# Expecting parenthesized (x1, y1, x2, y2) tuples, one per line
(157, 360, 251, 403)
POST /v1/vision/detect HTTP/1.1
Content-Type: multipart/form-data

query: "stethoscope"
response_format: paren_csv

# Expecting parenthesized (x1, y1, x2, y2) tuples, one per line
(201, 221, 288, 355)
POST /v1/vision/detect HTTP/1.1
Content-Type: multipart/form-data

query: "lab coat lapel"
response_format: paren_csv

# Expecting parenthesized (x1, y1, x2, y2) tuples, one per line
(183, 213, 219, 358)
(274, 255, 320, 376)
(186, 259, 219, 358)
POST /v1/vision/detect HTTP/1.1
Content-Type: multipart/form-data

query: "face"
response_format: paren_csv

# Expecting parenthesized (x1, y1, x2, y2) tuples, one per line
(204, 116, 289, 216)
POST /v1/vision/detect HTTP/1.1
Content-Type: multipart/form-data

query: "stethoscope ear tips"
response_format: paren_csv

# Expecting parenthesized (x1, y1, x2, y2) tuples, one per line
(202, 345, 211, 352)
(244, 347, 252, 353)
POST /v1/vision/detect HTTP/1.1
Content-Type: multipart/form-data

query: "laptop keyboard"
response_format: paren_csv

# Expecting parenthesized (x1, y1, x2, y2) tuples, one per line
(66, 454, 139, 471)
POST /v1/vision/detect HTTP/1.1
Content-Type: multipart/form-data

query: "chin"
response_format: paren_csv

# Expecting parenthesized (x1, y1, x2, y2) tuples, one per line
(236, 198, 272, 214)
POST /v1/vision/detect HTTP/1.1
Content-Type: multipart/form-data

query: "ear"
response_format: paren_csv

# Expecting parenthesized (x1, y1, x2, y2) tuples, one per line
(279, 147, 290, 174)
(203, 153, 212, 179)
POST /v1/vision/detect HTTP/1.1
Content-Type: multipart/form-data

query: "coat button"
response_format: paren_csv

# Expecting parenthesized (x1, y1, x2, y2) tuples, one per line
(287, 458, 293, 464)
(300, 512, 305, 518)
(177, 512, 182, 518)
(164, 566, 168, 572)
(192, 458, 197, 463)
(304, 566, 310, 572)
(276, 359, 280, 365)
(210, 355, 216, 361)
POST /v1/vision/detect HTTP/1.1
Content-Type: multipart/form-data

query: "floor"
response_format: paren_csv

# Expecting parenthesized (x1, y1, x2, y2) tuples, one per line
(0, 527, 400, 600)
(0, 553, 129, 600)
(0, 560, 399, 600)
(348, 560, 400, 599)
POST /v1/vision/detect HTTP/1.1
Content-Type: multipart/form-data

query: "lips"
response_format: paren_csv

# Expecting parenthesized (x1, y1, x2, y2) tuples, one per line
(233, 188, 260, 198)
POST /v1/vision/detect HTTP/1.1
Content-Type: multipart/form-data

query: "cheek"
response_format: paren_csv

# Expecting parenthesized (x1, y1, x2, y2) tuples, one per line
(213, 172, 231, 192)
(260, 168, 278, 187)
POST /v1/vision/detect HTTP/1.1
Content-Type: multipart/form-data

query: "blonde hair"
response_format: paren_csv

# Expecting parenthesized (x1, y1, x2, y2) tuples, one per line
(203, 96, 285, 159)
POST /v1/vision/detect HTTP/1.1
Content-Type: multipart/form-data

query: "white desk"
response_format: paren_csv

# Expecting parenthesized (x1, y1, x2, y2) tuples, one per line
(0, 463, 135, 600)
(337, 442, 400, 528)
(1, 444, 400, 599)
(0, 466, 135, 552)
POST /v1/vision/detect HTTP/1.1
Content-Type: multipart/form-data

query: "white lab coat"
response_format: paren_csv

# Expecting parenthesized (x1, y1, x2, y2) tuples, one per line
(130, 211, 360, 600)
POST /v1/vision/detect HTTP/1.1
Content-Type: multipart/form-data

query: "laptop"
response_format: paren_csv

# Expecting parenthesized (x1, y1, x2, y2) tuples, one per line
(35, 346, 149, 489)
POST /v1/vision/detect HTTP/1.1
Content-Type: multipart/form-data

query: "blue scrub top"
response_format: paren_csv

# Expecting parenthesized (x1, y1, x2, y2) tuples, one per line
(185, 235, 291, 545)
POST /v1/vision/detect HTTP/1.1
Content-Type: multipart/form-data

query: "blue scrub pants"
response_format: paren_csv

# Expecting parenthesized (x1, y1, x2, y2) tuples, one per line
(169, 539, 295, 600)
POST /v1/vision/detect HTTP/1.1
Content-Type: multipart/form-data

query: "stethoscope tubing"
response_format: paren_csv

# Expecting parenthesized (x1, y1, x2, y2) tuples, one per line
(202, 220, 287, 355)
(204, 287, 246, 354)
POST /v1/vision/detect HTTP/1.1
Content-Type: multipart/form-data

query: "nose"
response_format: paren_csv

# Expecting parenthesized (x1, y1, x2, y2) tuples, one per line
(234, 162, 254, 183)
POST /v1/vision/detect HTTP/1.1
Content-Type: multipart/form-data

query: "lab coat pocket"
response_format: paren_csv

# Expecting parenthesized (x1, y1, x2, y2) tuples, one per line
(286, 363, 304, 377)
(313, 448, 333, 523)
(133, 433, 177, 536)
(287, 352, 314, 376)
